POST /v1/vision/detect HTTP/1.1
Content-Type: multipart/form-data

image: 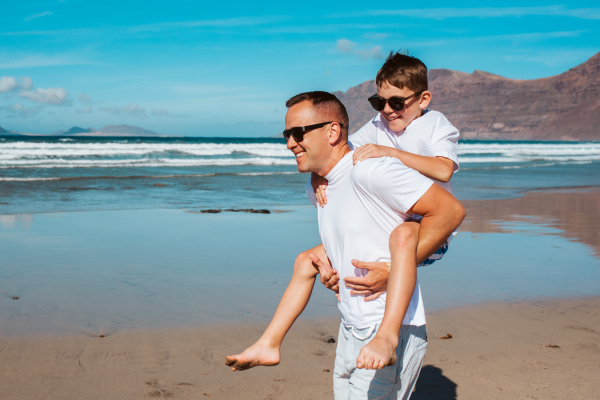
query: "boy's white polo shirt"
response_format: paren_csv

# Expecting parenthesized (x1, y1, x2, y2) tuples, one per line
(349, 110, 459, 194)
(308, 150, 433, 328)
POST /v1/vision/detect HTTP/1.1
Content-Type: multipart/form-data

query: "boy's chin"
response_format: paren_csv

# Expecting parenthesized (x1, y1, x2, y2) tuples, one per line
(387, 119, 408, 132)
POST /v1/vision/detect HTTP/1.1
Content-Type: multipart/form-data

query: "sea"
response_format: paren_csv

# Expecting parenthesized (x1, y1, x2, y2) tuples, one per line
(1, 136, 600, 336)
(1, 136, 600, 214)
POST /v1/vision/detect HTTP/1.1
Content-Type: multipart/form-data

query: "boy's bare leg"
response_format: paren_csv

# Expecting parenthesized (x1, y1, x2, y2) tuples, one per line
(225, 243, 331, 371)
(356, 221, 420, 370)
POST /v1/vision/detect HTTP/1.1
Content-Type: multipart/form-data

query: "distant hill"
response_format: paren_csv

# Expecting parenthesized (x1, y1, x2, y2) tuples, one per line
(334, 51, 600, 141)
(2, 124, 181, 137)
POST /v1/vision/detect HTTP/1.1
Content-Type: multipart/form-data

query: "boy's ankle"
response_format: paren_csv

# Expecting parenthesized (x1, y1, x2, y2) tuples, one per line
(375, 329, 399, 348)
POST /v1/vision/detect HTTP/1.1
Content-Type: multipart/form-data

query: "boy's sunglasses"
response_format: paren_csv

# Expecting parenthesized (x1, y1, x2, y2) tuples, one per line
(367, 90, 424, 112)
(282, 121, 344, 142)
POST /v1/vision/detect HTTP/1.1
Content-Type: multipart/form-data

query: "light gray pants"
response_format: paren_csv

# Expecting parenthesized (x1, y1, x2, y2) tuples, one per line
(333, 323, 427, 400)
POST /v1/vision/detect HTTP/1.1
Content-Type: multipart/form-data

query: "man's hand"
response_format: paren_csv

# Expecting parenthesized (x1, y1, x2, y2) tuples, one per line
(353, 144, 395, 165)
(344, 260, 389, 301)
(310, 172, 328, 207)
(309, 253, 340, 301)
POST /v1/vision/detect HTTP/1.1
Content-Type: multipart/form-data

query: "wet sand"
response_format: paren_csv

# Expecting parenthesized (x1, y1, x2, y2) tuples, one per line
(461, 186, 600, 257)
(1, 187, 599, 399)
(1, 297, 598, 400)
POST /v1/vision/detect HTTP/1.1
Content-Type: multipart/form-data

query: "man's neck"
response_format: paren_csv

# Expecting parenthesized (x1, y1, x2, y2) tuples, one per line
(317, 142, 351, 178)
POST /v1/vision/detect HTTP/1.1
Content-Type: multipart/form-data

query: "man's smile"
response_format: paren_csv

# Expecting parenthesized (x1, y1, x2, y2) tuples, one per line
(295, 151, 305, 158)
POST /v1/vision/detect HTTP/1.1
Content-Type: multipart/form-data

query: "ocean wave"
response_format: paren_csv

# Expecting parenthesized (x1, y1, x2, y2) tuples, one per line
(0, 142, 292, 158)
(0, 171, 300, 181)
(0, 157, 297, 169)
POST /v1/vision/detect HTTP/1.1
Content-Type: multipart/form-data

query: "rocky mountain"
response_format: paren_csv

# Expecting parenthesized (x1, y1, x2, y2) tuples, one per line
(334, 51, 600, 141)
(1, 124, 179, 137)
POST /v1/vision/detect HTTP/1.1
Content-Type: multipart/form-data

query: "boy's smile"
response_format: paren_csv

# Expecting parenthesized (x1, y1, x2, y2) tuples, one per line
(376, 83, 431, 133)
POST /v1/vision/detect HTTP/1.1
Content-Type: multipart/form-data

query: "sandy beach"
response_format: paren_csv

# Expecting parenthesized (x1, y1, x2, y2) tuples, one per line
(1, 187, 599, 399)
(1, 297, 598, 399)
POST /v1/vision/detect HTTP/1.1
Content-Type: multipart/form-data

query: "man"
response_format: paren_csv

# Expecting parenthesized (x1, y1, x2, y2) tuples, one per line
(226, 91, 465, 399)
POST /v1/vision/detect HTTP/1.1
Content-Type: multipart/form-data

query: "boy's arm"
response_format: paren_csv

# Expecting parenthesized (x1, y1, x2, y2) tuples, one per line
(353, 145, 455, 182)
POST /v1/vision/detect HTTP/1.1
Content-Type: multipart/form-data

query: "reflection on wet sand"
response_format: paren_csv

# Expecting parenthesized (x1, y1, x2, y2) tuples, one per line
(461, 187, 600, 257)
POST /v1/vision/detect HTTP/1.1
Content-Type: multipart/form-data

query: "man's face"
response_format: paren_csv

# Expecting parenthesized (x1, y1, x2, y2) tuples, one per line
(377, 83, 427, 132)
(285, 101, 331, 174)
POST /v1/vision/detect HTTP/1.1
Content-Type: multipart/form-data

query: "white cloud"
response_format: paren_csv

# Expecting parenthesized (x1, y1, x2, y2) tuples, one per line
(99, 103, 147, 118)
(19, 87, 69, 105)
(336, 39, 384, 60)
(0, 76, 33, 93)
(348, 6, 600, 20)
(337, 39, 356, 54)
(356, 46, 384, 60)
(1, 102, 44, 118)
(76, 107, 94, 114)
(0, 54, 98, 69)
(78, 93, 92, 104)
(150, 108, 190, 118)
(24, 11, 53, 22)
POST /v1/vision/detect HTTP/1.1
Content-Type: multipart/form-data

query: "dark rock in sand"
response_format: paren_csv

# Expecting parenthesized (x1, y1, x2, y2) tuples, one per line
(200, 209, 222, 213)
(224, 208, 271, 214)
(326, 337, 336, 343)
(12, 297, 19, 300)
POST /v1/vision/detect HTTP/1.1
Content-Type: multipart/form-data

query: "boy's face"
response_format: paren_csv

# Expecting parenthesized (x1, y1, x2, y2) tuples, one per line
(376, 82, 431, 132)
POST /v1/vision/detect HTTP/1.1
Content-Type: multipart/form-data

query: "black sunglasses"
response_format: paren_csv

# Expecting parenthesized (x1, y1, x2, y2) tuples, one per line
(282, 121, 344, 142)
(367, 91, 424, 112)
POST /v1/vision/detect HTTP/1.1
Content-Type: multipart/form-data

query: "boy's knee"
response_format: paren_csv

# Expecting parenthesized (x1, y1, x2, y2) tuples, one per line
(390, 223, 419, 247)
(294, 251, 319, 278)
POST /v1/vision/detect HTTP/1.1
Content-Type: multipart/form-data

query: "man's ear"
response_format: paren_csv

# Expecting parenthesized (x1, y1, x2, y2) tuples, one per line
(328, 122, 343, 145)
(419, 91, 432, 110)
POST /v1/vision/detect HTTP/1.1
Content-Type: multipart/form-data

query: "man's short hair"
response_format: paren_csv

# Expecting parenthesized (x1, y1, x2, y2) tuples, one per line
(376, 51, 428, 93)
(286, 91, 349, 138)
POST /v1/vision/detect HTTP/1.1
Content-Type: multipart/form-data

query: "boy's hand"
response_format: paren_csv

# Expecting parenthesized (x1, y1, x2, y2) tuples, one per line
(344, 260, 389, 301)
(356, 335, 397, 370)
(310, 172, 328, 207)
(309, 253, 340, 301)
(353, 144, 395, 165)
(226, 340, 281, 371)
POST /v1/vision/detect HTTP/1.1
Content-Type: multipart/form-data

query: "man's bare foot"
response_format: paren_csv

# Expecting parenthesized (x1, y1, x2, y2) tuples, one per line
(225, 341, 281, 371)
(356, 336, 397, 370)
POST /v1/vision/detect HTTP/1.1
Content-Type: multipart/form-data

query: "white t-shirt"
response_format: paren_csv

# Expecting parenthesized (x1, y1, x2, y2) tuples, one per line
(308, 151, 433, 328)
(349, 110, 459, 194)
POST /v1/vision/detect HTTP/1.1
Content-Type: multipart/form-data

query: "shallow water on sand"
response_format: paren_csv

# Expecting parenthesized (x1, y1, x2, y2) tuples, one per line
(1, 205, 599, 336)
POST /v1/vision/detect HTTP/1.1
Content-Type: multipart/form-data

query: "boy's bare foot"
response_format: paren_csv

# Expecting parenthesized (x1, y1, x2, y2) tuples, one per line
(356, 336, 397, 370)
(225, 341, 281, 371)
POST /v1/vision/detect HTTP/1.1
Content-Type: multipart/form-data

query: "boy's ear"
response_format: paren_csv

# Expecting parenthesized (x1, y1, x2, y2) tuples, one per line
(419, 91, 432, 110)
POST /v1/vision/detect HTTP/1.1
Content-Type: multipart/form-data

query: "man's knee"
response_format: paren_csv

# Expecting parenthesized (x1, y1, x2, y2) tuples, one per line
(389, 223, 419, 248)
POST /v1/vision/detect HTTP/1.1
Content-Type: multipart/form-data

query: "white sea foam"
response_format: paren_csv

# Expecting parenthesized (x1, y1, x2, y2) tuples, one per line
(0, 140, 598, 169)
(0, 157, 297, 169)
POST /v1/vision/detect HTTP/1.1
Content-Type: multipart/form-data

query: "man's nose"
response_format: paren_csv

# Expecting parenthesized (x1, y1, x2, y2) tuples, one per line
(286, 136, 297, 150)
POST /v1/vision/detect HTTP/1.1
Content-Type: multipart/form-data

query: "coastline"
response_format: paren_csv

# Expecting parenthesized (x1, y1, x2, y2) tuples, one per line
(1, 297, 598, 399)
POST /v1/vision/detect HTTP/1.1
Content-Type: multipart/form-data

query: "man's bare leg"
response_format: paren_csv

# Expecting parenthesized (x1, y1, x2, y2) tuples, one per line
(356, 221, 420, 369)
(225, 243, 331, 371)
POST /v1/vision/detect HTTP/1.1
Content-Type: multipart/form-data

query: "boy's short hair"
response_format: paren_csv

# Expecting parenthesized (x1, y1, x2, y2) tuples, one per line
(286, 91, 349, 138)
(376, 51, 428, 93)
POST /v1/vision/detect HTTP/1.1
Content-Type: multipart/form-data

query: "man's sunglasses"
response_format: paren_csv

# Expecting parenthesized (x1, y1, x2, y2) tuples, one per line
(282, 121, 344, 142)
(367, 90, 425, 112)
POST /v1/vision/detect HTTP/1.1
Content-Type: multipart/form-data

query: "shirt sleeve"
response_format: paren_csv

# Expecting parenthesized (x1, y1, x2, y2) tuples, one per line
(354, 158, 434, 214)
(306, 176, 318, 208)
(348, 117, 377, 148)
(430, 114, 460, 172)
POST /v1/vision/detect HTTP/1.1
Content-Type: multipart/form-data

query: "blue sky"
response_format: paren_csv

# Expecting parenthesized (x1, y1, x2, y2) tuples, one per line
(1, 1, 599, 137)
